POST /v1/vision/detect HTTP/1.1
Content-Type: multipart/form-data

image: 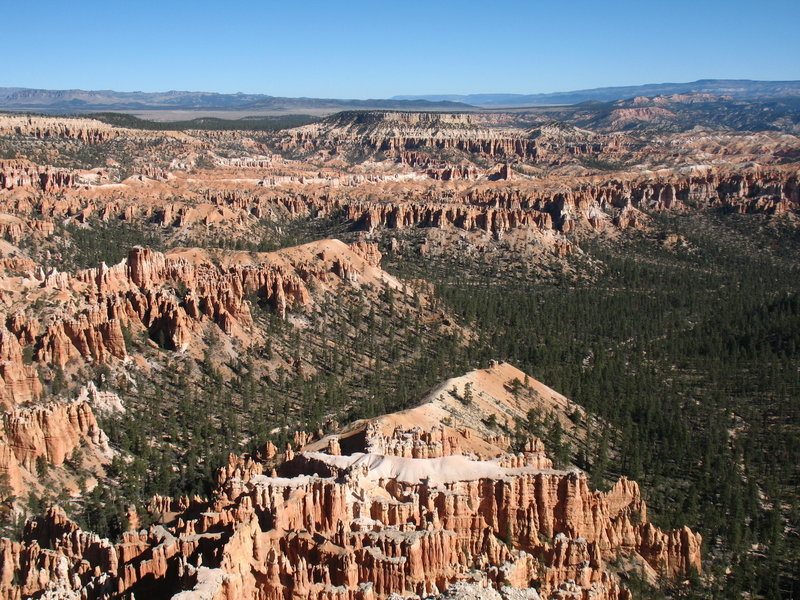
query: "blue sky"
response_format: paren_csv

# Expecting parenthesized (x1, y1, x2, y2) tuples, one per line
(5, 0, 799, 98)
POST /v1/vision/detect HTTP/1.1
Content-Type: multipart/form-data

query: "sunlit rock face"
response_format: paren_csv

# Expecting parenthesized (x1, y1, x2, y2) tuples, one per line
(0, 363, 700, 600)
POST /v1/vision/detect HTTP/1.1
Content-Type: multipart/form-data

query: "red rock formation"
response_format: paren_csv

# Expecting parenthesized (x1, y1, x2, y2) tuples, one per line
(340, 167, 799, 234)
(361, 422, 463, 459)
(194, 166, 794, 238)
(344, 199, 554, 235)
(0, 327, 41, 405)
(0, 399, 110, 494)
(1, 151, 795, 252)
(0, 367, 701, 600)
(0, 115, 118, 143)
(22, 245, 311, 367)
(348, 242, 382, 268)
(1, 240, 392, 404)
(0, 160, 76, 192)
(279, 112, 622, 163)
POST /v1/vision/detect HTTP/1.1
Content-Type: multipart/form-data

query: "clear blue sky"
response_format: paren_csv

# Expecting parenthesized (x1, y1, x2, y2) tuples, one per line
(6, 0, 799, 98)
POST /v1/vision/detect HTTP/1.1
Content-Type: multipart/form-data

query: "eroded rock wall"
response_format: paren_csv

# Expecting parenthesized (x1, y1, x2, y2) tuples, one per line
(0, 402, 701, 600)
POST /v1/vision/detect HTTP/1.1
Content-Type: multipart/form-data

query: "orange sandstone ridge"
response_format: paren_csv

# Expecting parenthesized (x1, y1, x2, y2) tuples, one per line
(0, 394, 112, 496)
(0, 363, 701, 600)
(1, 111, 798, 260)
(0, 239, 394, 405)
(1, 158, 797, 241)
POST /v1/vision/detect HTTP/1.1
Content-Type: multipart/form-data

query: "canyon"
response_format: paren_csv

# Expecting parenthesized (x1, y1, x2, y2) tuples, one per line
(0, 113, 796, 261)
(0, 102, 797, 598)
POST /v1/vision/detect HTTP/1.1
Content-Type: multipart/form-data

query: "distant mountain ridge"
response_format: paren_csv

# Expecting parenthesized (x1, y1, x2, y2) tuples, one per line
(3, 79, 799, 115)
(0, 87, 473, 112)
(393, 79, 800, 106)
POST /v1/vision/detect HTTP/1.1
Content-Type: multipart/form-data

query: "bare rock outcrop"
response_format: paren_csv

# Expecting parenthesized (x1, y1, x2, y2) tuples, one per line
(0, 160, 76, 192)
(0, 115, 118, 144)
(0, 327, 41, 405)
(0, 240, 394, 401)
(0, 364, 701, 600)
(341, 166, 799, 235)
(0, 399, 110, 494)
(280, 112, 622, 163)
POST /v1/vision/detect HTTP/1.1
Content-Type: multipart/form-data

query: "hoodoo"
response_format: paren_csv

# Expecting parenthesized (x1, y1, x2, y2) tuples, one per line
(0, 363, 701, 599)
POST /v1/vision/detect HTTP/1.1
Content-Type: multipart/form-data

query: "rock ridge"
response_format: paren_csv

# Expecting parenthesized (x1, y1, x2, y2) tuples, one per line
(0, 363, 701, 600)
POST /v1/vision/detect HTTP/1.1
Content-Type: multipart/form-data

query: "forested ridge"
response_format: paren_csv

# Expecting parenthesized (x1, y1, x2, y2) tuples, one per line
(382, 212, 800, 598)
